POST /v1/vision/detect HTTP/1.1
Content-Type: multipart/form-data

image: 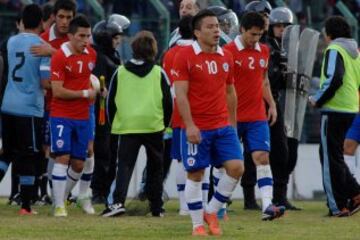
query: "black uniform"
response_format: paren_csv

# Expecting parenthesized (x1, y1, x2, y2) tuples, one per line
(90, 44, 121, 203)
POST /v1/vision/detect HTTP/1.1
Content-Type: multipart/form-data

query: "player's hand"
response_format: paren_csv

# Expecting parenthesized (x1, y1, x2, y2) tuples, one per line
(186, 124, 201, 144)
(100, 87, 108, 98)
(30, 43, 54, 57)
(268, 104, 277, 126)
(88, 89, 97, 100)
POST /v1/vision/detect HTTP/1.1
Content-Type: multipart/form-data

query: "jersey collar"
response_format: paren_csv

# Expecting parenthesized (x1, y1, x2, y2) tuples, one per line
(235, 35, 261, 52)
(176, 39, 193, 46)
(61, 42, 89, 57)
(192, 41, 224, 56)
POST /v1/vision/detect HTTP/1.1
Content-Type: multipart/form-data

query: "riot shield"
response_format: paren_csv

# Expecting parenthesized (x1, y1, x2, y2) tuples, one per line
(282, 25, 300, 138)
(293, 28, 320, 140)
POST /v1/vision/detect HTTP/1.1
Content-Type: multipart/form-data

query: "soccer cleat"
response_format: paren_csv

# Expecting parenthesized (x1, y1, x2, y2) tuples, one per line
(8, 193, 22, 206)
(19, 208, 38, 215)
(77, 196, 95, 215)
(349, 194, 360, 216)
(101, 203, 126, 217)
(192, 225, 208, 236)
(217, 208, 229, 221)
(262, 204, 286, 221)
(332, 208, 350, 217)
(54, 206, 68, 217)
(204, 212, 222, 236)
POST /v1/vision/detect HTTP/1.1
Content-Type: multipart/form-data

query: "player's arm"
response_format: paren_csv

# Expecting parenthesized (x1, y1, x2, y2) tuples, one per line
(263, 71, 277, 126)
(226, 84, 237, 128)
(52, 80, 95, 100)
(175, 81, 201, 144)
(30, 42, 57, 57)
(309, 49, 344, 108)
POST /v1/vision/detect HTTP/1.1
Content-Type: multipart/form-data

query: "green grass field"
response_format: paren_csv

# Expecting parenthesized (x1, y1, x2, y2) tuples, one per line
(0, 199, 359, 240)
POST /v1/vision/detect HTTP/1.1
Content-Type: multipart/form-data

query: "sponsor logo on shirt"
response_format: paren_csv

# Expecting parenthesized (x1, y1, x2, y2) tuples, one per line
(171, 69, 179, 77)
(195, 64, 203, 71)
(65, 65, 72, 72)
(52, 71, 60, 78)
(235, 60, 242, 67)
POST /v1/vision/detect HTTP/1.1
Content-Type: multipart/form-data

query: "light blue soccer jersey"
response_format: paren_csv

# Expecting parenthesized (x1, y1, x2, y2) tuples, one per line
(1, 32, 49, 117)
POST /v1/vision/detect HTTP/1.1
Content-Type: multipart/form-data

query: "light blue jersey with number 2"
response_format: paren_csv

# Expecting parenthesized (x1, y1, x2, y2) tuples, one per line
(1, 32, 50, 117)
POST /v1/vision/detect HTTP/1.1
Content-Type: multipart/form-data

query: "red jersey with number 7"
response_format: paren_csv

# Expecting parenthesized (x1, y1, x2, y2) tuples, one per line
(50, 42, 97, 120)
(172, 41, 234, 130)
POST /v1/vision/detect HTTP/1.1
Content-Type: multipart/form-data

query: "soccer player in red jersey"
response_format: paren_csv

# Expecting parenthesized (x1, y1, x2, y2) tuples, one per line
(224, 12, 285, 220)
(164, 15, 211, 216)
(49, 16, 97, 217)
(172, 10, 244, 236)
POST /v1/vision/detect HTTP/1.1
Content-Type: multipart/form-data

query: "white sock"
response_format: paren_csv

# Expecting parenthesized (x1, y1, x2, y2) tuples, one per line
(64, 167, 81, 201)
(78, 156, 94, 197)
(202, 167, 210, 210)
(207, 172, 238, 214)
(257, 165, 273, 212)
(344, 154, 356, 175)
(176, 161, 188, 212)
(185, 179, 203, 229)
(52, 163, 68, 207)
(212, 167, 226, 210)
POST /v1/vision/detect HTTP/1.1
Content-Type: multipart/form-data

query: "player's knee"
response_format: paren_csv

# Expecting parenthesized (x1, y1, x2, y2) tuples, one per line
(225, 161, 244, 179)
(344, 139, 358, 155)
(253, 151, 269, 165)
(187, 169, 204, 182)
(71, 160, 84, 173)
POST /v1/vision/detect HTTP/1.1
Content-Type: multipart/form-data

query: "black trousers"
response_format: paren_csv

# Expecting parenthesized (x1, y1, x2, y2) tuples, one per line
(269, 104, 289, 203)
(111, 132, 164, 214)
(91, 130, 118, 198)
(319, 112, 360, 213)
(1, 113, 42, 208)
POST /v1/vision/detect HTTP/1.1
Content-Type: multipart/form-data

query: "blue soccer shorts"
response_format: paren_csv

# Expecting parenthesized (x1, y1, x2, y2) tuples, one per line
(237, 120, 270, 153)
(180, 125, 243, 172)
(50, 117, 90, 160)
(346, 114, 360, 143)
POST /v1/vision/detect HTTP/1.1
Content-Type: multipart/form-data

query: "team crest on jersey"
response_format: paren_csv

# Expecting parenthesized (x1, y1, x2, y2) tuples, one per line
(56, 139, 64, 148)
(259, 59, 266, 68)
(187, 157, 196, 167)
(223, 63, 229, 72)
(88, 62, 95, 71)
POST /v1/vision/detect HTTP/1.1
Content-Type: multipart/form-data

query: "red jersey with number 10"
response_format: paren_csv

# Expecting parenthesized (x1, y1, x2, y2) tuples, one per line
(172, 41, 234, 130)
(224, 36, 269, 122)
(50, 42, 97, 120)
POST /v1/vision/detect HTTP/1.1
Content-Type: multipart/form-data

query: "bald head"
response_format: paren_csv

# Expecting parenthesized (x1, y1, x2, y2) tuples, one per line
(179, 0, 200, 18)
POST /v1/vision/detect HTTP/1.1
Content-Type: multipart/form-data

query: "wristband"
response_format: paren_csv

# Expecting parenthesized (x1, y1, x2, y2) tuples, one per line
(82, 89, 89, 98)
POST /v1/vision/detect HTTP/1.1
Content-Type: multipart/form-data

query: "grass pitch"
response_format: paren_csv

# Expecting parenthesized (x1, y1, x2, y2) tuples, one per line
(0, 199, 359, 240)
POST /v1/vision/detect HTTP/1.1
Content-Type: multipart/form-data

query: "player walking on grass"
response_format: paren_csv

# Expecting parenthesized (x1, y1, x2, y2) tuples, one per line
(50, 15, 97, 217)
(224, 12, 285, 220)
(172, 10, 244, 236)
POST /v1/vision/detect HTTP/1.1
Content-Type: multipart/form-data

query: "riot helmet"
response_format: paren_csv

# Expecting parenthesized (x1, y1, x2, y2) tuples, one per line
(269, 7, 294, 25)
(244, 1, 272, 15)
(207, 6, 239, 38)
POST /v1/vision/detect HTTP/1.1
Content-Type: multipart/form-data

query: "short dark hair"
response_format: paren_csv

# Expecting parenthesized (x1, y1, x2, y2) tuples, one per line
(22, 4, 43, 29)
(192, 9, 217, 31)
(68, 15, 90, 34)
(42, 3, 54, 21)
(131, 31, 158, 62)
(178, 15, 193, 39)
(325, 16, 351, 39)
(53, 0, 77, 16)
(241, 12, 265, 31)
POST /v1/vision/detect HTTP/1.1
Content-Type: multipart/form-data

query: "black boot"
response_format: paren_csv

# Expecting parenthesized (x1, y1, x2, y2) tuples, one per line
(243, 186, 261, 210)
